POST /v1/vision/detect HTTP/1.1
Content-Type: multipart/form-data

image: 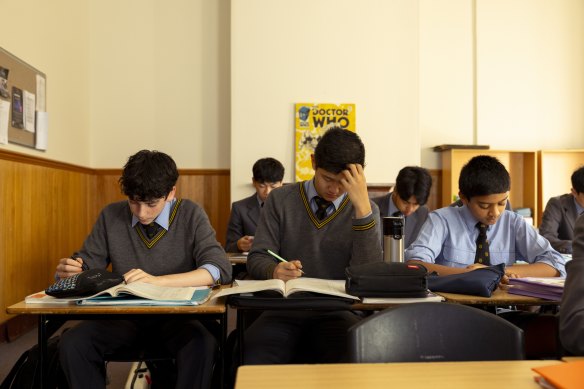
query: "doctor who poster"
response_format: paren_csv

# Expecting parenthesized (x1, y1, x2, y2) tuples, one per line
(294, 103, 356, 182)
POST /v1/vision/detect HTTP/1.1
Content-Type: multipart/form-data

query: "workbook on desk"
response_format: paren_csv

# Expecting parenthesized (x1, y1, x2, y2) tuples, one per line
(212, 278, 359, 300)
(361, 290, 444, 304)
(25, 282, 211, 306)
(507, 277, 564, 301)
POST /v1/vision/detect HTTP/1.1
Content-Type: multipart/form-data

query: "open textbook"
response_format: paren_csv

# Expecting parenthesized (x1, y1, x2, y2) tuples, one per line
(212, 278, 359, 300)
(25, 282, 211, 306)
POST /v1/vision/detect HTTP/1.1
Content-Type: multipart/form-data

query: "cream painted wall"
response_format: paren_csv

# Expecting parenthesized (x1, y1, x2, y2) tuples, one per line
(87, 0, 231, 168)
(0, 0, 91, 166)
(1, 0, 582, 181)
(419, 0, 474, 169)
(231, 0, 421, 202)
(476, 0, 584, 150)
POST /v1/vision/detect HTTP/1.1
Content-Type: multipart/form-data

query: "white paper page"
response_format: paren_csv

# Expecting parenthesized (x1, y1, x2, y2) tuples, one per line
(35, 111, 48, 150)
(0, 100, 10, 144)
(23, 90, 36, 133)
(36, 74, 46, 111)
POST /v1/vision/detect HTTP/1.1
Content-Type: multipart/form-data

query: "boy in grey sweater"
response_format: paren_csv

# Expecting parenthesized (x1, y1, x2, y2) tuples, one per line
(55, 150, 231, 389)
(245, 127, 382, 364)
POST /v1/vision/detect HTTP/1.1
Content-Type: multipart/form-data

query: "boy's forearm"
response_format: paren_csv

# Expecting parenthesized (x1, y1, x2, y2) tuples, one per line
(506, 262, 560, 278)
(406, 260, 471, 276)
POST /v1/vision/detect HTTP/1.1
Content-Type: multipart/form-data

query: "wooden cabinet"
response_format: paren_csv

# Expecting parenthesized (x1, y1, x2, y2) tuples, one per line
(538, 150, 584, 226)
(440, 149, 538, 225)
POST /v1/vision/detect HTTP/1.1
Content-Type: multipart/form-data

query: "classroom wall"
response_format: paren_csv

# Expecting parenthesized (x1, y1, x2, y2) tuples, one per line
(231, 0, 584, 202)
(231, 0, 421, 201)
(2, 0, 583, 199)
(0, 0, 231, 170)
(0, 0, 92, 166)
(87, 0, 232, 169)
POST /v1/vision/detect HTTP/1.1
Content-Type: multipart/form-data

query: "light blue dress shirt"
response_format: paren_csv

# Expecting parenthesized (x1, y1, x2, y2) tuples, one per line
(404, 205, 566, 277)
(131, 199, 220, 282)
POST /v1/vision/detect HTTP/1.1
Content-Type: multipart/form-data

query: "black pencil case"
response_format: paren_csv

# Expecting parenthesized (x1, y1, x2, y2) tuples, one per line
(345, 262, 428, 298)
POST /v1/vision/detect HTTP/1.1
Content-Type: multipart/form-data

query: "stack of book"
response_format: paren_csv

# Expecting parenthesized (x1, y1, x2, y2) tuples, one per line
(508, 277, 564, 301)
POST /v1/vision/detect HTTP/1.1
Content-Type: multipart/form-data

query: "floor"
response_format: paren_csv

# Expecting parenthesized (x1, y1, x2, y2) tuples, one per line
(1, 309, 238, 388)
(0, 322, 147, 388)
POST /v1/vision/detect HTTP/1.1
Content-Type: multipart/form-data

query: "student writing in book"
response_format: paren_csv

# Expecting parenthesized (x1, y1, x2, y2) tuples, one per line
(372, 166, 432, 248)
(225, 157, 285, 252)
(560, 213, 584, 355)
(539, 165, 584, 254)
(405, 155, 565, 279)
(54, 150, 231, 389)
(244, 127, 383, 364)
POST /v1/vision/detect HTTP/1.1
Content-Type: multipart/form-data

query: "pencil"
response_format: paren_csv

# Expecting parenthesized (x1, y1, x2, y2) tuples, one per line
(267, 249, 305, 274)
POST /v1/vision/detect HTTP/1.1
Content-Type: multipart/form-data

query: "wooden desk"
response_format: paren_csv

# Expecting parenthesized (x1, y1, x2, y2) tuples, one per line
(7, 290, 228, 389)
(437, 288, 558, 306)
(562, 356, 584, 362)
(234, 360, 562, 389)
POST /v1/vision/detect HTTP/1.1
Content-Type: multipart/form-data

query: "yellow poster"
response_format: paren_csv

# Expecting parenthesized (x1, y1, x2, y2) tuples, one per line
(294, 103, 356, 181)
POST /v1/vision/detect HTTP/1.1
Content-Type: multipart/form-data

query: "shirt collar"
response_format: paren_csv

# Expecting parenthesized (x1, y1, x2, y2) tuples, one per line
(131, 198, 176, 230)
(458, 204, 490, 232)
(574, 196, 584, 216)
(304, 179, 346, 210)
(256, 194, 264, 207)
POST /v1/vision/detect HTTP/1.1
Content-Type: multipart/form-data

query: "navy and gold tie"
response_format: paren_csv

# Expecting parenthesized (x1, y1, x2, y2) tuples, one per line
(144, 223, 160, 239)
(314, 196, 332, 220)
(475, 222, 490, 265)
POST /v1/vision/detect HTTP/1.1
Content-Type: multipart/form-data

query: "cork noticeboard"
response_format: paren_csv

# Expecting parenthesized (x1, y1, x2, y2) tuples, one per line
(0, 47, 46, 149)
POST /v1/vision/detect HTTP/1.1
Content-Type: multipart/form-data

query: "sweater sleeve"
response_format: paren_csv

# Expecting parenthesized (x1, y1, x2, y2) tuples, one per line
(190, 204, 233, 284)
(349, 200, 383, 267)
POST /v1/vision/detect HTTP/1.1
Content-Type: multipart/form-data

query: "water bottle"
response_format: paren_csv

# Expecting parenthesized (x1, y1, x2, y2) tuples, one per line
(383, 216, 405, 263)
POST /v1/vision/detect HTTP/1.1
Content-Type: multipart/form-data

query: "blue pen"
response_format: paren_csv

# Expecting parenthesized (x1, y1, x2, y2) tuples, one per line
(267, 249, 305, 274)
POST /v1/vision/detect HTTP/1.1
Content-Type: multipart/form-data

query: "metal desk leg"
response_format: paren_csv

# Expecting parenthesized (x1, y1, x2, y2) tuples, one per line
(221, 311, 227, 389)
(237, 310, 245, 366)
(38, 314, 47, 389)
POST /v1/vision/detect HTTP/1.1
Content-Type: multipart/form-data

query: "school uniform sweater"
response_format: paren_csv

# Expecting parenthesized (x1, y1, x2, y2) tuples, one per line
(76, 198, 232, 283)
(247, 182, 383, 280)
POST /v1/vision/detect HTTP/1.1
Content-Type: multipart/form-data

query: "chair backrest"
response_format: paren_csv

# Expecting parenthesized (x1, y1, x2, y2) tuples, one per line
(348, 302, 525, 363)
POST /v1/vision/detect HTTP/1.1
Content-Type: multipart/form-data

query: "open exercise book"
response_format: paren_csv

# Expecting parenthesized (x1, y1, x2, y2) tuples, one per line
(211, 278, 444, 303)
(508, 277, 565, 301)
(25, 282, 211, 306)
(211, 278, 359, 300)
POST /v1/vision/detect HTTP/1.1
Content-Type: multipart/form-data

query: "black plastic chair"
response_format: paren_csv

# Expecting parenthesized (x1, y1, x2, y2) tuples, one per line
(347, 302, 525, 363)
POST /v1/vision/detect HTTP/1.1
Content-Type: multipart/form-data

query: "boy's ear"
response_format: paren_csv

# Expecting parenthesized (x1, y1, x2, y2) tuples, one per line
(458, 192, 469, 205)
(571, 187, 577, 197)
(311, 154, 316, 170)
(166, 186, 177, 201)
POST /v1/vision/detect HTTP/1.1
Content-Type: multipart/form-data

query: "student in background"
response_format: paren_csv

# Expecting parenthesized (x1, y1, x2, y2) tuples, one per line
(372, 166, 432, 248)
(55, 150, 232, 389)
(539, 166, 584, 254)
(560, 214, 584, 355)
(405, 155, 565, 279)
(244, 127, 382, 364)
(225, 157, 285, 253)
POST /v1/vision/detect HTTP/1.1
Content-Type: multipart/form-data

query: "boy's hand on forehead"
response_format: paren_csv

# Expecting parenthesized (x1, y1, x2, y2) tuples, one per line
(340, 163, 372, 218)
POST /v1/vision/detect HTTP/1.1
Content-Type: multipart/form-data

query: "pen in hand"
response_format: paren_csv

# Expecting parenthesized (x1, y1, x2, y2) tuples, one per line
(267, 249, 305, 274)
(71, 256, 89, 271)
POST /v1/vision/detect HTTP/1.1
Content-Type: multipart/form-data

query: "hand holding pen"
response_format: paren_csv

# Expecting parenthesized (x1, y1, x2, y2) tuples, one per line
(267, 249, 304, 281)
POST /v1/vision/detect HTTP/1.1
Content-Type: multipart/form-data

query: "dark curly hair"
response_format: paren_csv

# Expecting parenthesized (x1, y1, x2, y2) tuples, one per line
(313, 127, 365, 174)
(119, 150, 179, 201)
(459, 155, 510, 200)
